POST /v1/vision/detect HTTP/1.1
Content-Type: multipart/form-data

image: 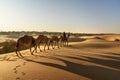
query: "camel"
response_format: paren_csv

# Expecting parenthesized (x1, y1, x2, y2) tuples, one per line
(40, 35, 50, 51)
(34, 35, 44, 52)
(16, 35, 36, 57)
(49, 36, 60, 49)
(35, 35, 51, 52)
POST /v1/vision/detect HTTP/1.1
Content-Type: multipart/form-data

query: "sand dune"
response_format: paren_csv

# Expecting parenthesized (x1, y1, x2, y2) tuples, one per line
(0, 26, 120, 80)
(98, 34, 120, 41)
(80, 34, 120, 41)
(0, 35, 120, 80)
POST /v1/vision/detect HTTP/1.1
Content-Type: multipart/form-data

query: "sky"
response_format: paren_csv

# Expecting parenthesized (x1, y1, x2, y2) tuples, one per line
(0, 0, 120, 33)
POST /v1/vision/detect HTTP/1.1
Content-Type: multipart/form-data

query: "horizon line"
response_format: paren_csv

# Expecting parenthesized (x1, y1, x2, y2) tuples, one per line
(0, 30, 119, 34)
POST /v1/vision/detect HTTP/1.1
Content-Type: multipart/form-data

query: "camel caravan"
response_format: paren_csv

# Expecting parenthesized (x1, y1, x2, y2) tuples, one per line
(16, 32, 71, 57)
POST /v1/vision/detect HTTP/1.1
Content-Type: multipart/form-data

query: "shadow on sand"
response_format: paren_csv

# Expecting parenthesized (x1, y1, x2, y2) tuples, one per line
(23, 53, 120, 80)
(74, 54, 120, 70)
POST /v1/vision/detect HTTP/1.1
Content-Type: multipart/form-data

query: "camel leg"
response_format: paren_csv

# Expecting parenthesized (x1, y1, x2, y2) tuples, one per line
(66, 38, 69, 46)
(52, 42, 55, 49)
(16, 47, 24, 58)
(54, 42, 56, 49)
(38, 44, 42, 52)
(34, 46, 37, 53)
(31, 46, 37, 55)
(30, 47, 34, 55)
(38, 46, 42, 52)
(56, 41, 59, 48)
(16, 48, 19, 57)
(47, 41, 50, 50)
(44, 42, 47, 51)
(18, 49, 24, 58)
(30, 47, 32, 53)
(30, 46, 36, 55)
(16, 43, 21, 57)
(49, 41, 53, 49)
(47, 44, 50, 50)
(67, 39, 68, 46)
(35, 45, 38, 53)
(57, 42, 59, 48)
(19, 51, 24, 58)
(30, 47, 31, 52)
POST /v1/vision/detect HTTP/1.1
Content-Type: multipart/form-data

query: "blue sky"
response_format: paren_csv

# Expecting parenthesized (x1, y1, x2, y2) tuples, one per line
(0, 0, 120, 33)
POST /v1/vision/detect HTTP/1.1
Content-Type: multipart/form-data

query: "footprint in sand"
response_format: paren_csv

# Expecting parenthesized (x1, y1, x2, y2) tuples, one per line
(6, 57, 18, 61)
(23, 62, 27, 66)
(16, 77, 20, 80)
(13, 68, 16, 71)
(14, 63, 26, 79)
(1, 55, 15, 61)
(6, 57, 10, 61)
(16, 65, 21, 68)
(13, 65, 21, 74)
(22, 72, 26, 75)
(14, 70, 18, 74)
(13, 67, 18, 74)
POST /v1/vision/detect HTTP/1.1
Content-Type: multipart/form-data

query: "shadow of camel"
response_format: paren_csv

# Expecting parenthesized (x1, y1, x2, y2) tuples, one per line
(98, 54, 120, 61)
(100, 52, 120, 56)
(70, 43, 117, 49)
(23, 55, 120, 80)
(97, 52, 120, 61)
(72, 55, 120, 70)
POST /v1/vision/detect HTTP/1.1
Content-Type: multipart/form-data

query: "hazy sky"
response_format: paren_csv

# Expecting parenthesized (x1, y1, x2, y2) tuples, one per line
(0, 0, 120, 33)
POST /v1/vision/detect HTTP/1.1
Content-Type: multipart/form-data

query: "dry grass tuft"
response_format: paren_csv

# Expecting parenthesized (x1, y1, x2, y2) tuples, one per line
(0, 40, 16, 54)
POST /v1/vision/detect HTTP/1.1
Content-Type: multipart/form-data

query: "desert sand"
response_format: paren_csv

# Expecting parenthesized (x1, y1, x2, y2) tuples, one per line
(0, 35, 120, 80)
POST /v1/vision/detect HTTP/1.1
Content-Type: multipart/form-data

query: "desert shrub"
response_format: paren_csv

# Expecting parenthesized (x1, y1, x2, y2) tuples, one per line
(0, 40, 16, 54)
